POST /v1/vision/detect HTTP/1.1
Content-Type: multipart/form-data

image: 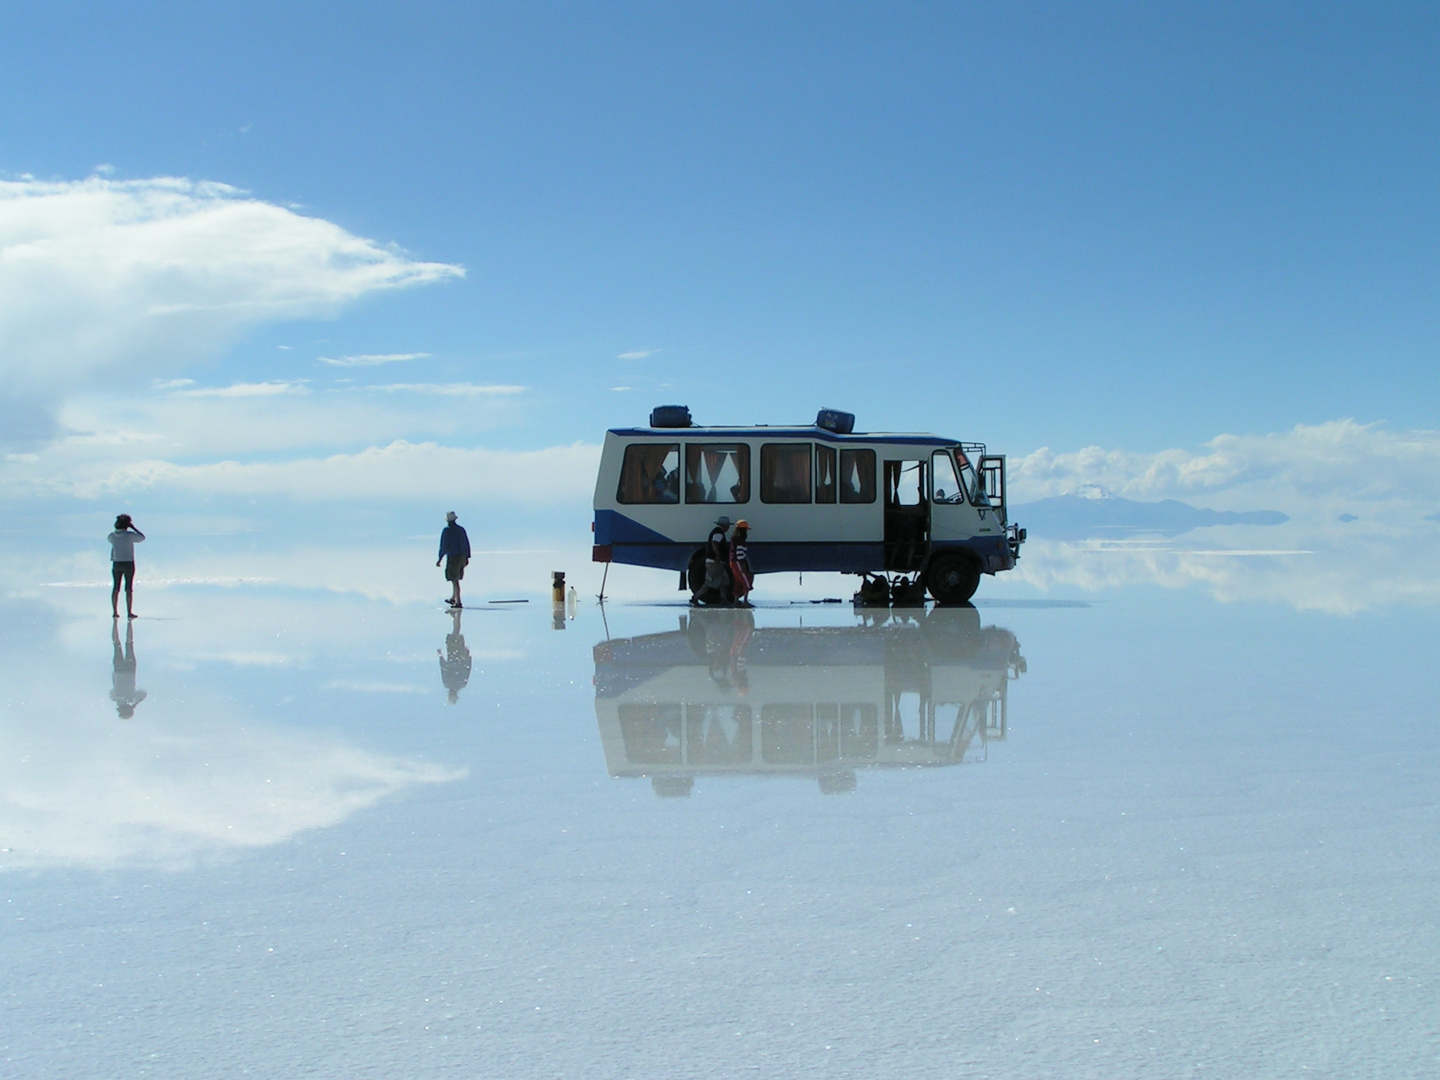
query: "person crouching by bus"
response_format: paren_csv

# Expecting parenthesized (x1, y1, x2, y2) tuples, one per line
(729, 520, 753, 607)
(694, 516, 732, 606)
(436, 510, 471, 608)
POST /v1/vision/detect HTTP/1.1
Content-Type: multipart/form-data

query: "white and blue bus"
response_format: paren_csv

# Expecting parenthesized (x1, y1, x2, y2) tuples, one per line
(592, 407, 1025, 603)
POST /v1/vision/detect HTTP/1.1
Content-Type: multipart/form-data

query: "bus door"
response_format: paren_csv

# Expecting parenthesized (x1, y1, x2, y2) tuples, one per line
(979, 455, 1007, 526)
(883, 459, 929, 571)
(929, 449, 971, 543)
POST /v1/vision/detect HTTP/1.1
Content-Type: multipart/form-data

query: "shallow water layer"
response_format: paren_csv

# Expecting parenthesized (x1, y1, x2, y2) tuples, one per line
(3, 587, 1437, 1078)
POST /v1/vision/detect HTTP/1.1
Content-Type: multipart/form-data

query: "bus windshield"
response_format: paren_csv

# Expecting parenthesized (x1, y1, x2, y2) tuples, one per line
(953, 449, 988, 505)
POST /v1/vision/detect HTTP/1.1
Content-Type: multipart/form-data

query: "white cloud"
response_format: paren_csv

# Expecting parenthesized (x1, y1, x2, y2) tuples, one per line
(1013, 421, 1440, 511)
(2, 439, 601, 504)
(617, 350, 655, 360)
(359, 382, 526, 397)
(173, 379, 309, 397)
(7, 377, 527, 466)
(0, 176, 463, 400)
(318, 352, 429, 367)
(1003, 421, 1440, 613)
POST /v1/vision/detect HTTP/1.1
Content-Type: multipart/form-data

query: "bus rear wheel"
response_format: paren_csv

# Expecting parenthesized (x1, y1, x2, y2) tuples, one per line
(925, 552, 981, 605)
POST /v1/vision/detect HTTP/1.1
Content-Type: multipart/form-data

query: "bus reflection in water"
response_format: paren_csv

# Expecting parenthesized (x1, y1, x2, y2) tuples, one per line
(592, 606, 1025, 797)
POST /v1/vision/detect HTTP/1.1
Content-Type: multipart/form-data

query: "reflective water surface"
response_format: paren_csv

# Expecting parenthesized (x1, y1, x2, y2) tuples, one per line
(3, 586, 1438, 1078)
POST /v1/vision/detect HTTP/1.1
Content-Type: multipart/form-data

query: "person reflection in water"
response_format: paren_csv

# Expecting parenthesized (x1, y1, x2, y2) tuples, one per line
(110, 620, 147, 719)
(698, 607, 754, 692)
(438, 608, 472, 704)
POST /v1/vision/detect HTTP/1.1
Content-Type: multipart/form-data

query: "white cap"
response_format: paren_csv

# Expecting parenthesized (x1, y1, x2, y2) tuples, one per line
(445, 510, 457, 522)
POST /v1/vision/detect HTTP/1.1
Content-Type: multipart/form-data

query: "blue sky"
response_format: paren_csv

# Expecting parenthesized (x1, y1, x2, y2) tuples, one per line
(4, 1, 1436, 452)
(3, 2, 1440, 610)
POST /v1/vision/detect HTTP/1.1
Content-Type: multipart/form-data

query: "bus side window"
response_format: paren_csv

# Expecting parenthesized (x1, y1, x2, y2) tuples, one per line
(761, 443, 813, 503)
(815, 444, 837, 503)
(838, 448, 876, 503)
(617, 443, 680, 504)
(685, 443, 750, 503)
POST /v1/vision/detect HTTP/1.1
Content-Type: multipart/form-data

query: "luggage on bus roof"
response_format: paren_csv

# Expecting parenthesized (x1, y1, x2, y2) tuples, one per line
(649, 405, 693, 428)
(815, 408, 855, 434)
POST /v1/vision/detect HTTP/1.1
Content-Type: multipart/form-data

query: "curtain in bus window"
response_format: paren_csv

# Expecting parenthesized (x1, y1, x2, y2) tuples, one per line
(617, 444, 680, 504)
(815, 703, 841, 762)
(887, 460, 925, 506)
(685, 443, 750, 504)
(760, 443, 813, 503)
(685, 703, 752, 764)
(932, 450, 964, 504)
(815, 444, 837, 503)
(840, 704, 878, 758)
(618, 703, 683, 763)
(838, 448, 876, 503)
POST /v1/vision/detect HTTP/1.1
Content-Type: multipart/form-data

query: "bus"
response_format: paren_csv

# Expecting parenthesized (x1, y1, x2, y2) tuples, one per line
(592, 407, 1026, 603)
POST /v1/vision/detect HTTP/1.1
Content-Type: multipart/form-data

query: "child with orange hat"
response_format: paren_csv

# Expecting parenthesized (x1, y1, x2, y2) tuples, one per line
(728, 520, 753, 606)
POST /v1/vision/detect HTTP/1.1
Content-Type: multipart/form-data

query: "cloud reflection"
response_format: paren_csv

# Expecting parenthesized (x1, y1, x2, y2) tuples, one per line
(1, 721, 462, 872)
(1013, 533, 1440, 614)
(1, 620, 464, 872)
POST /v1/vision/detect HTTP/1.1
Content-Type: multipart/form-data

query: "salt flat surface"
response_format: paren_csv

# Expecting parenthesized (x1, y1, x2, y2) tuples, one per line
(3, 585, 1438, 1078)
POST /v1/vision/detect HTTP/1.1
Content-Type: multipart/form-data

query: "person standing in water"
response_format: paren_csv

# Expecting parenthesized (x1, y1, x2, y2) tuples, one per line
(108, 513, 145, 619)
(728, 520, 753, 607)
(436, 510, 471, 608)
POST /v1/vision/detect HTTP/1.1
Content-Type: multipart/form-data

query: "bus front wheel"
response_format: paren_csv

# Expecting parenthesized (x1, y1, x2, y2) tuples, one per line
(926, 552, 981, 605)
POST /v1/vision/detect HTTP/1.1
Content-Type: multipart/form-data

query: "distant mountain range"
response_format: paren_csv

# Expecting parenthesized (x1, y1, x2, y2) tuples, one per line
(1012, 493, 1288, 540)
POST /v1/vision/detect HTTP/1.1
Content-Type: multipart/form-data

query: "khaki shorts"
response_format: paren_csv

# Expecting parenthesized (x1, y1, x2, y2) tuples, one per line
(445, 556, 466, 581)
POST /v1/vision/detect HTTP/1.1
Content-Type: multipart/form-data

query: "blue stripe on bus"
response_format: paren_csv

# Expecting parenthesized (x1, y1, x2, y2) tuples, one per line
(594, 509, 674, 547)
(606, 541, 885, 574)
(606, 427, 959, 447)
(603, 538, 1015, 575)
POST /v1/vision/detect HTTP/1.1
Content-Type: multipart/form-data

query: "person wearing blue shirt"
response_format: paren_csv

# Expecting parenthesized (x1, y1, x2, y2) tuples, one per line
(436, 510, 472, 608)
